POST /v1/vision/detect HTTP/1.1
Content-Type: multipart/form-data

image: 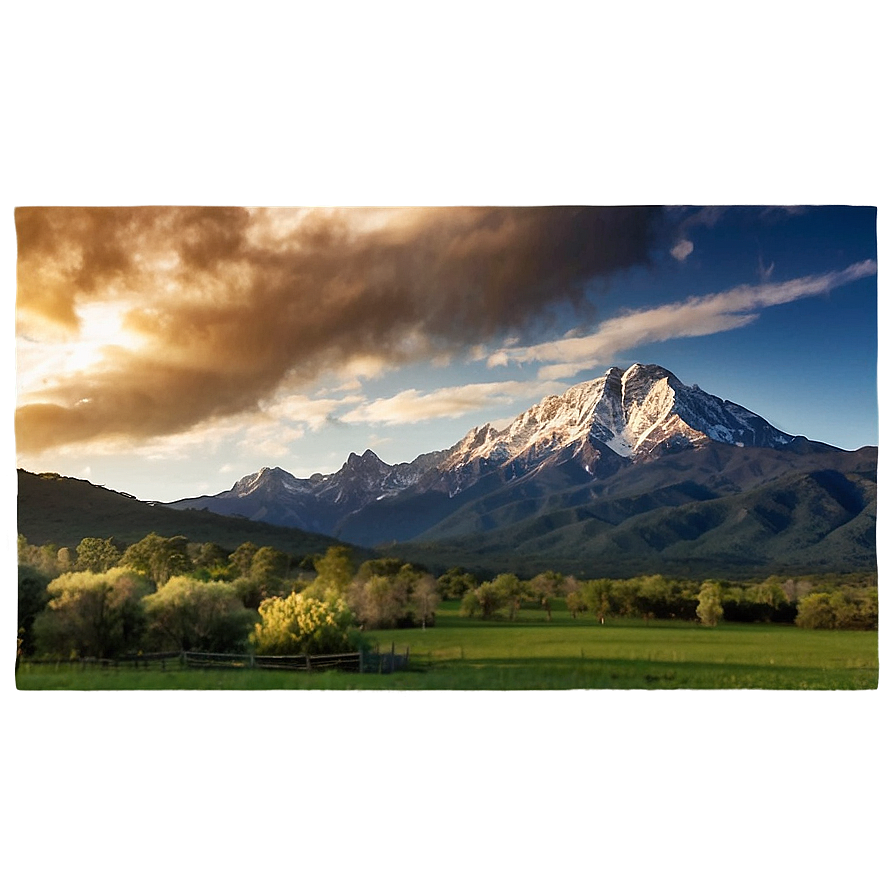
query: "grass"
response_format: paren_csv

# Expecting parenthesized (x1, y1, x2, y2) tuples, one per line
(16, 602, 878, 690)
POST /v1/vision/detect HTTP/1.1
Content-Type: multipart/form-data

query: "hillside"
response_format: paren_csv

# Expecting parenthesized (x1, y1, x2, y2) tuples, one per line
(16, 470, 360, 559)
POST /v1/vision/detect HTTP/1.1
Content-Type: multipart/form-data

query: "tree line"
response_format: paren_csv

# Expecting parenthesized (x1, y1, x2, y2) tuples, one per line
(17, 533, 878, 661)
(17, 535, 439, 659)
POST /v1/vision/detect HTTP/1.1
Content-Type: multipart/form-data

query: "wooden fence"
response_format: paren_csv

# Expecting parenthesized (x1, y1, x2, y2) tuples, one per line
(20, 645, 411, 674)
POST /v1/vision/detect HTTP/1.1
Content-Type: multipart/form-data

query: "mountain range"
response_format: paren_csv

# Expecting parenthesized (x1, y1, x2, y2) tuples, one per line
(166, 363, 878, 577)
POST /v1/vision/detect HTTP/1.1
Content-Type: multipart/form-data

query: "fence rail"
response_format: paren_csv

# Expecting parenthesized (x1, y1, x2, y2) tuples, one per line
(20, 646, 411, 675)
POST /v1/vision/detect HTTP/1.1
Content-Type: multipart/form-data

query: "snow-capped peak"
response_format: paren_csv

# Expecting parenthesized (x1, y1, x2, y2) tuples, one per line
(443, 362, 794, 472)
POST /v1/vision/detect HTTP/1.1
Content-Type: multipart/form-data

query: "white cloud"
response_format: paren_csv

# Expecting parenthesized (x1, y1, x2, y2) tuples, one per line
(264, 393, 363, 431)
(671, 239, 694, 261)
(502, 260, 877, 381)
(341, 379, 569, 426)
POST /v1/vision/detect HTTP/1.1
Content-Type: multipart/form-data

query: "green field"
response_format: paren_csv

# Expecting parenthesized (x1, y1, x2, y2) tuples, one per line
(15, 601, 878, 690)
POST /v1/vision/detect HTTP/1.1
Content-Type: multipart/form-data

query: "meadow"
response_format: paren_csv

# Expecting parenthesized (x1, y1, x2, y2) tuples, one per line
(16, 601, 878, 690)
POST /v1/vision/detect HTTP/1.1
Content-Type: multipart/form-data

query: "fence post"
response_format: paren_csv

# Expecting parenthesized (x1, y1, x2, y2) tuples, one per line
(359, 648, 364, 674)
(305, 653, 311, 671)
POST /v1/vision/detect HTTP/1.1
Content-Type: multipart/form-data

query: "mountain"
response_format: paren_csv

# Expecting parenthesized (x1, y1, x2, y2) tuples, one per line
(16, 469, 362, 560)
(167, 363, 877, 577)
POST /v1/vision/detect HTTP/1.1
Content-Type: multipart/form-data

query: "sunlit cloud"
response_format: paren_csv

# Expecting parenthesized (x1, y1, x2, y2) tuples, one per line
(671, 239, 694, 261)
(341, 379, 569, 426)
(16, 206, 662, 454)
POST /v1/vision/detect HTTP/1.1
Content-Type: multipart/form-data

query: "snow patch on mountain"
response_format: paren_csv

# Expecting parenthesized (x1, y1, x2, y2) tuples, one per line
(176, 362, 801, 533)
(441, 362, 794, 475)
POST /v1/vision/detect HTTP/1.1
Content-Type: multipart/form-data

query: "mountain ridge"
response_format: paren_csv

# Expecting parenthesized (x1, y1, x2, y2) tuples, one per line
(161, 362, 876, 576)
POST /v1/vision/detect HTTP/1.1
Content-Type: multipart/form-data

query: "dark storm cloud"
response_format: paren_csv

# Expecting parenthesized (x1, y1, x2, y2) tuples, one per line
(15, 206, 664, 451)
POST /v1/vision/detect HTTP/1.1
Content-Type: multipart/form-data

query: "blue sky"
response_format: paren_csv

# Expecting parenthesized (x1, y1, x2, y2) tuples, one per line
(15, 205, 877, 502)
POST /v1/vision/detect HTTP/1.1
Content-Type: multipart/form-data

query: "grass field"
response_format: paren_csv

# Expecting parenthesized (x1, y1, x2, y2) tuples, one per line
(15, 601, 878, 690)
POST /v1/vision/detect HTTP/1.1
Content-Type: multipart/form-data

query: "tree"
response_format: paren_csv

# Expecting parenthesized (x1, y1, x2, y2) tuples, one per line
(437, 567, 477, 601)
(313, 546, 355, 593)
(459, 574, 522, 620)
(796, 589, 878, 630)
(18, 535, 66, 578)
(348, 574, 405, 629)
(696, 581, 724, 627)
(529, 571, 574, 621)
(190, 542, 232, 579)
(565, 586, 588, 619)
(143, 577, 256, 651)
(580, 579, 613, 621)
(348, 563, 439, 629)
(249, 546, 291, 597)
(121, 533, 191, 586)
(56, 547, 75, 572)
(34, 569, 152, 658)
(76, 536, 122, 573)
(493, 573, 528, 621)
(251, 590, 356, 655)
(228, 542, 259, 578)
(18, 565, 52, 656)
(413, 574, 440, 629)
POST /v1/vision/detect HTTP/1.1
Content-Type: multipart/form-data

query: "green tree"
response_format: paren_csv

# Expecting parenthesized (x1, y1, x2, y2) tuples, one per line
(459, 574, 521, 620)
(313, 545, 355, 593)
(250, 546, 291, 598)
(696, 581, 724, 627)
(580, 579, 613, 621)
(76, 536, 122, 573)
(18, 565, 53, 656)
(228, 542, 259, 578)
(190, 542, 232, 578)
(56, 547, 75, 572)
(143, 577, 256, 651)
(796, 589, 878, 630)
(121, 533, 191, 586)
(565, 585, 588, 619)
(437, 567, 478, 601)
(529, 571, 575, 621)
(18, 535, 66, 578)
(34, 569, 152, 658)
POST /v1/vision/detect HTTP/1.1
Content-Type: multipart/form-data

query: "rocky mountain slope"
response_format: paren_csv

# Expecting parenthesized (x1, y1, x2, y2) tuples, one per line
(166, 363, 877, 576)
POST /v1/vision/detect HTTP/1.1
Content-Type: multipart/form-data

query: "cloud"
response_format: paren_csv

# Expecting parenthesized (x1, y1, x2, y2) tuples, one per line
(671, 239, 694, 261)
(263, 393, 364, 431)
(15, 206, 663, 452)
(340, 379, 569, 426)
(496, 260, 877, 380)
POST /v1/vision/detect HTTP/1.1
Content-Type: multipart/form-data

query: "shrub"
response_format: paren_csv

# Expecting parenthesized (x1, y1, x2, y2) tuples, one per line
(251, 588, 356, 655)
(796, 590, 878, 630)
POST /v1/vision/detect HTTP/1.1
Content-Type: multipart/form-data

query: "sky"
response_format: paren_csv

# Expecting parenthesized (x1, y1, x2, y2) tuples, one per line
(15, 205, 877, 502)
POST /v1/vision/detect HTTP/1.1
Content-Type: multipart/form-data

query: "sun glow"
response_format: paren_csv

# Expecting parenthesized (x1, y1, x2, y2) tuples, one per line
(16, 300, 146, 401)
